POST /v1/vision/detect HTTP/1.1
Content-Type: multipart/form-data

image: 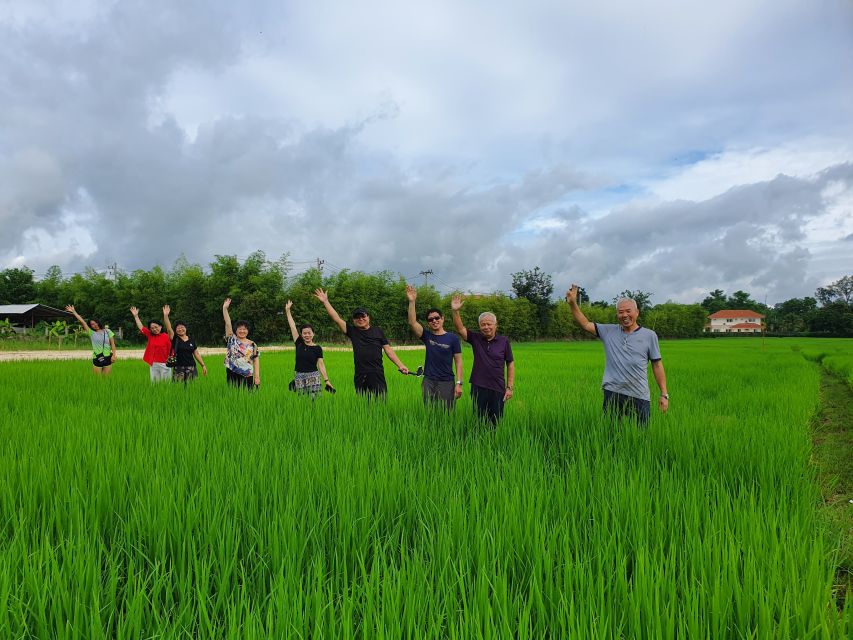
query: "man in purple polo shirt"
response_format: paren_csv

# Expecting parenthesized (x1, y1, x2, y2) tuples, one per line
(450, 295, 515, 425)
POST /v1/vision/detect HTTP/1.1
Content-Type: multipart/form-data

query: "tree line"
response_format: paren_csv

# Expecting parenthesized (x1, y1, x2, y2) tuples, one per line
(1, 253, 851, 343)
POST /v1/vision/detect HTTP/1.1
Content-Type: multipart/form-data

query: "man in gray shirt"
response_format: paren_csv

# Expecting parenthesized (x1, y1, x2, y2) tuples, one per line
(567, 284, 669, 425)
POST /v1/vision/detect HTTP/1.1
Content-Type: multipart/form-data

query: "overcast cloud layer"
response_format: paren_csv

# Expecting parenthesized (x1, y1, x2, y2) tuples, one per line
(1, 0, 852, 304)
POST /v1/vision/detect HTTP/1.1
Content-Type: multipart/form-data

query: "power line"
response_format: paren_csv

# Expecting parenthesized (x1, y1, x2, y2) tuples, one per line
(432, 273, 463, 292)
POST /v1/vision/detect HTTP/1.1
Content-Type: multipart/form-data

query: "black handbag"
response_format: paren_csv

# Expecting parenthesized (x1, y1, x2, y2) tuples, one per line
(93, 353, 111, 366)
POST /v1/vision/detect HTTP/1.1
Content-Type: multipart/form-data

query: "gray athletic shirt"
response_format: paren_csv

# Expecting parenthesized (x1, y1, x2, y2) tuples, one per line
(594, 323, 661, 401)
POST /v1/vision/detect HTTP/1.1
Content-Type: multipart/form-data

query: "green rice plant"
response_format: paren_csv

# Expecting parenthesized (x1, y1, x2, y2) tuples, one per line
(0, 339, 849, 637)
(822, 355, 853, 390)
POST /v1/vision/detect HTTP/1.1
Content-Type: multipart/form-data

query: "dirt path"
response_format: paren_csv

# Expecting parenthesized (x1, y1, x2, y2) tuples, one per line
(0, 344, 425, 362)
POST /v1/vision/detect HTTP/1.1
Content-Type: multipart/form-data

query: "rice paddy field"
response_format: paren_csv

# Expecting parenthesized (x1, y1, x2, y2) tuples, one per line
(1, 338, 851, 638)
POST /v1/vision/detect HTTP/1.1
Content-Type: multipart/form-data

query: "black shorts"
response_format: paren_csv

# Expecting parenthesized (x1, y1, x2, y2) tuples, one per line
(92, 354, 112, 368)
(354, 371, 387, 398)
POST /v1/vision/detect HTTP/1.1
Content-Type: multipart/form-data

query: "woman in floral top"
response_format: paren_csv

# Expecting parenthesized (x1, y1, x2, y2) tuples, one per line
(222, 298, 260, 389)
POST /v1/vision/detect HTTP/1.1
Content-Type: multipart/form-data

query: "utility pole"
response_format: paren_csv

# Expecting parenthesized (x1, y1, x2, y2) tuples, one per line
(419, 269, 433, 287)
(316, 258, 324, 275)
(107, 262, 118, 283)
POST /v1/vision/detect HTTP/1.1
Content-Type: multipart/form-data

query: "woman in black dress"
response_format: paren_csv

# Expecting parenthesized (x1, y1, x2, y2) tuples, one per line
(285, 300, 333, 398)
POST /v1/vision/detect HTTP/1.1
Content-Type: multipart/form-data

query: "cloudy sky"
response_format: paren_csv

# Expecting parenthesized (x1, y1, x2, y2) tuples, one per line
(1, 0, 851, 304)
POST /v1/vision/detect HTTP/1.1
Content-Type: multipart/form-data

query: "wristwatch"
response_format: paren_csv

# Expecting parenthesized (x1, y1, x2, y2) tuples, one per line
(456, 380, 463, 385)
(661, 393, 669, 399)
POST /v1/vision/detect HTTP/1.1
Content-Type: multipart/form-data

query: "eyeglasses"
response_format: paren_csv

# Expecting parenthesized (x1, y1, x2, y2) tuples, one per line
(426, 316, 441, 322)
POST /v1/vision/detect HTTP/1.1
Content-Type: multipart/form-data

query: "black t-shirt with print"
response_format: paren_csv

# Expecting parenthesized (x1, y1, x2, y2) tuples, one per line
(174, 336, 198, 367)
(345, 324, 388, 375)
(294, 337, 323, 373)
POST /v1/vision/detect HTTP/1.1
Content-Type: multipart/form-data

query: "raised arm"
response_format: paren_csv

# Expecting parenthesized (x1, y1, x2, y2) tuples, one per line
(64, 305, 90, 332)
(285, 300, 299, 342)
(313, 288, 347, 333)
(566, 284, 596, 335)
(222, 298, 233, 338)
(405, 285, 424, 338)
(652, 360, 669, 413)
(129, 306, 145, 333)
(382, 344, 409, 375)
(450, 295, 468, 342)
(162, 305, 174, 339)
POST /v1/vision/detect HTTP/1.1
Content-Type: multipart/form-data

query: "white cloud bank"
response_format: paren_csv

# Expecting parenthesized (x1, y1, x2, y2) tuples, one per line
(1, 0, 852, 304)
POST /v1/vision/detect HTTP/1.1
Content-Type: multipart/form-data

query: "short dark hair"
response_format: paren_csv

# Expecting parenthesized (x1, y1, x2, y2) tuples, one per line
(89, 318, 103, 330)
(173, 320, 187, 331)
(425, 308, 443, 319)
(299, 324, 314, 333)
(148, 320, 161, 330)
(234, 320, 250, 331)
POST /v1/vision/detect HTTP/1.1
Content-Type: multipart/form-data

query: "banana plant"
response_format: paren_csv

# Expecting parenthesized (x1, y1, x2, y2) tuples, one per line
(71, 323, 88, 347)
(0, 318, 15, 339)
(47, 320, 68, 350)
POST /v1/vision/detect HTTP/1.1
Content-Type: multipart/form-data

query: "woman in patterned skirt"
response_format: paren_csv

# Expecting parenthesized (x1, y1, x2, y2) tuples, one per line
(162, 305, 207, 382)
(285, 299, 333, 398)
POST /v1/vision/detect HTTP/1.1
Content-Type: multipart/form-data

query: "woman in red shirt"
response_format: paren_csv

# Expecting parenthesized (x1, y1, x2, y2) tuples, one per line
(130, 306, 173, 382)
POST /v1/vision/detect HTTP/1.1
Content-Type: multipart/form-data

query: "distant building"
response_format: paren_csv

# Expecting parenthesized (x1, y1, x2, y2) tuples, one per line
(0, 304, 73, 332)
(706, 310, 765, 333)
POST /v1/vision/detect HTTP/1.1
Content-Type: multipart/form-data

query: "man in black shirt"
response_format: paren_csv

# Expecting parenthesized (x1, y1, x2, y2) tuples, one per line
(314, 288, 409, 398)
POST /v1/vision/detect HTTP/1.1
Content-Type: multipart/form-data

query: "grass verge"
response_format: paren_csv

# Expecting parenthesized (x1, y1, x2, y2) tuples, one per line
(811, 368, 853, 612)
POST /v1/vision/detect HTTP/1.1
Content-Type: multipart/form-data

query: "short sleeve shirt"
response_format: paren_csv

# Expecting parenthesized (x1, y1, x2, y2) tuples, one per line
(224, 335, 259, 376)
(465, 329, 513, 393)
(420, 330, 461, 381)
(174, 336, 198, 367)
(89, 328, 114, 356)
(294, 337, 323, 373)
(594, 323, 661, 401)
(345, 324, 388, 375)
(140, 327, 172, 365)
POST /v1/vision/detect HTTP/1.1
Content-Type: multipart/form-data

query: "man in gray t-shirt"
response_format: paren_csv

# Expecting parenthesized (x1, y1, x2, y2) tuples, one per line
(567, 284, 669, 424)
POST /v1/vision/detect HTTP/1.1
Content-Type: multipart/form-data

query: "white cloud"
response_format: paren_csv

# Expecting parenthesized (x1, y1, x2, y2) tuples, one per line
(646, 141, 853, 202)
(1, 189, 99, 273)
(1, 0, 852, 305)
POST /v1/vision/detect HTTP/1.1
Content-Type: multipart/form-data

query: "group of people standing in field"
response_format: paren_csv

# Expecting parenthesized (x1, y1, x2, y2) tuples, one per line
(65, 281, 669, 426)
(305, 286, 515, 424)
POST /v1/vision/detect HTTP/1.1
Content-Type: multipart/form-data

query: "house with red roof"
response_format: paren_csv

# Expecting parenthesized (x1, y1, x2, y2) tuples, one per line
(706, 310, 765, 333)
